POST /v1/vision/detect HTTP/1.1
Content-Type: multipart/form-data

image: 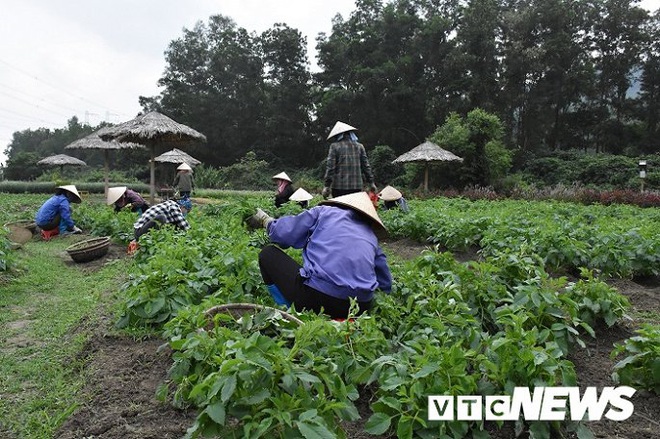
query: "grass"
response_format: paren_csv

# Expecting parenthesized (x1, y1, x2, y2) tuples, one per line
(0, 237, 132, 439)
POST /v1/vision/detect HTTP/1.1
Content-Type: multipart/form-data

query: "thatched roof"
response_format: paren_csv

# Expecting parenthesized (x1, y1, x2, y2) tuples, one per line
(154, 148, 201, 166)
(37, 154, 87, 166)
(64, 131, 145, 150)
(393, 141, 463, 163)
(98, 111, 207, 145)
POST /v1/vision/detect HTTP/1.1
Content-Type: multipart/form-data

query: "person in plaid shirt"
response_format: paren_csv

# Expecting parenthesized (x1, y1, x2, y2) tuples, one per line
(132, 198, 191, 241)
(322, 121, 376, 198)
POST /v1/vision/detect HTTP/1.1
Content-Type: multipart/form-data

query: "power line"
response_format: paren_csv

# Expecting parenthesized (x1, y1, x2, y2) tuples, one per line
(0, 57, 126, 115)
(0, 81, 83, 115)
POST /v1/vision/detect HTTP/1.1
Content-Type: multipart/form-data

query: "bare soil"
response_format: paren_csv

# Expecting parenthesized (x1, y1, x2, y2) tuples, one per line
(52, 238, 659, 439)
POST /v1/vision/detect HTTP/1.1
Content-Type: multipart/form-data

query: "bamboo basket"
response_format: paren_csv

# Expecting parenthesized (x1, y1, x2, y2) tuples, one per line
(203, 302, 303, 330)
(66, 236, 111, 263)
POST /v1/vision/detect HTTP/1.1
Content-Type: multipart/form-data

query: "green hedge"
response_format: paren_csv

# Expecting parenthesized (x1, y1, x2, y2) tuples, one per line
(0, 181, 150, 195)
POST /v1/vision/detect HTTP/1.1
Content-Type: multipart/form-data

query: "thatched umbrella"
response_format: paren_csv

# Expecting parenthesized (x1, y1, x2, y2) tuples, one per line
(98, 112, 207, 203)
(153, 148, 201, 166)
(37, 154, 87, 174)
(65, 130, 145, 195)
(393, 141, 463, 191)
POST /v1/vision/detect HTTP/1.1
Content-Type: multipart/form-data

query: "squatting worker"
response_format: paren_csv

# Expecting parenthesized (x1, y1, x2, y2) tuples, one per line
(247, 191, 392, 319)
(322, 121, 377, 199)
(132, 198, 192, 242)
(35, 185, 83, 236)
(272, 171, 295, 208)
(106, 186, 150, 214)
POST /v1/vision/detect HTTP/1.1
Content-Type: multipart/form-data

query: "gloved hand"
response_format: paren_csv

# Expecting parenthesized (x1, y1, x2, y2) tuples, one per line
(72, 226, 83, 234)
(369, 183, 378, 193)
(246, 208, 274, 229)
(321, 187, 331, 199)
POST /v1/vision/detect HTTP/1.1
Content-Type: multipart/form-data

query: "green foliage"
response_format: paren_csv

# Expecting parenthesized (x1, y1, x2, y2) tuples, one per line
(383, 197, 660, 277)
(102, 193, 641, 438)
(611, 324, 660, 393)
(566, 269, 631, 328)
(368, 145, 404, 186)
(0, 180, 149, 195)
(521, 152, 645, 190)
(429, 109, 512, 187)
(0, 228, 15, 272)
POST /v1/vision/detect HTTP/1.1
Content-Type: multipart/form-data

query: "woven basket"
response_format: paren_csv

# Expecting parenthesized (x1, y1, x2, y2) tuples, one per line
(66, 236, 111, 263)
(4, 224, 33, 244)
(204, 302, 303, 330)
(4, 220, 37, 233)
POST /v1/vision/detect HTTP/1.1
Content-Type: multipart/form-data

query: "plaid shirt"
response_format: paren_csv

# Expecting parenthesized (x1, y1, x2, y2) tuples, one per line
(323, 140, 374, 190)
(133, 200, 190, 231)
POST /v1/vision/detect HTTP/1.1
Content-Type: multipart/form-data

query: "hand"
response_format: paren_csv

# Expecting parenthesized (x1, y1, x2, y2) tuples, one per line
(72, 226, 82, 234)
(369, 183, 377, 193)
(246, 208, 274, 229)
(321, 187, 331, 199)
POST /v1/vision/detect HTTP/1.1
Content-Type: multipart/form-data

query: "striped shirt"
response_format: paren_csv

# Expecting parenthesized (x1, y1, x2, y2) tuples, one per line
(133, 200, 190, 231)
(323, 140, 375, 190)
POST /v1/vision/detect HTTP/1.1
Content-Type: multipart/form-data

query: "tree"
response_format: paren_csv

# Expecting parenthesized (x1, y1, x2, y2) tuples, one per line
(153, 15, 266, 167)
(259, 24, 314, 167)
(429, 108, 511, 187)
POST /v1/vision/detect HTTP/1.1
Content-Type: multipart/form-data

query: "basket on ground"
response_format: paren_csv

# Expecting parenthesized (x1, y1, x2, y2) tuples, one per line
(203, 303, 303, 331)
(4, 221, 36, 245)
(66, 236, 111, 263)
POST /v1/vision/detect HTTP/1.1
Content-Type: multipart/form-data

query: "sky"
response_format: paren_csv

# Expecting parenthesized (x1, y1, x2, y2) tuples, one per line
(1, 0, 658, 167)
(0, 0, 358, 166)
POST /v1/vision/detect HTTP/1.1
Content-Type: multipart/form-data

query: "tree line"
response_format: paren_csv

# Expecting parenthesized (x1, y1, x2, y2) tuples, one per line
(3, 0, 659, 186)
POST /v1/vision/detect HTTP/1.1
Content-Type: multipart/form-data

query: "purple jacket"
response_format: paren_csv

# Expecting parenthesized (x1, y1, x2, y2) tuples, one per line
(267, 205, 392, 302)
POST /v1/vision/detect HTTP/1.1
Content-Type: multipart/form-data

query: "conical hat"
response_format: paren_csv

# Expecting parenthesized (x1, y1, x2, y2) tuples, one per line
(378, 185, 402, 201)
(107, 186, 127, 205)
(57, 185, 82, 203)
(272, 171, 292, 182)
(320, 191, 386, 234)
(177, 162, 193, 171)
(289, 188, 313, 202)
(327, 121, 358, 140)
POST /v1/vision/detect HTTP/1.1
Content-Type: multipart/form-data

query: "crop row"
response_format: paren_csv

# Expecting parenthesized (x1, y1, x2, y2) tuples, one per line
(0, 193, 655, 438)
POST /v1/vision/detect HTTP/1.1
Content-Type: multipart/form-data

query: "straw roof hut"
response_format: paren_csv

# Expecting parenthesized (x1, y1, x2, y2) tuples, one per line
(37, 154, 87, 168)
(393, 141, 463, 191)
(65, 131, 145, 195)
(154, 148, 201, 166)
(99, 112, 207, 203)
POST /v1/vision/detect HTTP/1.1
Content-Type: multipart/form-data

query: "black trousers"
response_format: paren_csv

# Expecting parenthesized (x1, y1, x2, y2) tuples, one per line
(331, 188, 361, 198)
(258, 244, 372, 319)
(37, 213, 61, 231)
(134, 214, 166, 241)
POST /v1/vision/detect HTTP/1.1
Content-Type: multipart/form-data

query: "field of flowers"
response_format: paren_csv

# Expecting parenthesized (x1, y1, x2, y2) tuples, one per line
(1, 192, 658, 439)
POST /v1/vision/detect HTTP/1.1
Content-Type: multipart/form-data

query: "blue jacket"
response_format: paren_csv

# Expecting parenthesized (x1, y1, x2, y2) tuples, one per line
(35, 194, 74, 230)
(267, 205, 392, 302)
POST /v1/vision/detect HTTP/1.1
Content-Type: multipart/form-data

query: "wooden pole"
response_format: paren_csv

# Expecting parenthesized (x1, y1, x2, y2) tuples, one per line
(424, 163, 429, 192)
(104, 150, 109, 197)
(149, 145, 156, 205)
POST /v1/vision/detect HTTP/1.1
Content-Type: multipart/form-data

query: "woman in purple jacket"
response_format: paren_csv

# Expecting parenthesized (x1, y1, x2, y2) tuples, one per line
(248, 191, 392, 319)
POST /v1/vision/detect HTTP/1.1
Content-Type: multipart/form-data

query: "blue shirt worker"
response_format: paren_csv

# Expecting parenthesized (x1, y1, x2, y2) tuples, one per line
(35, 185, 82, 235)
(247, 191, 392, 319)
(132, 198, 191, 241)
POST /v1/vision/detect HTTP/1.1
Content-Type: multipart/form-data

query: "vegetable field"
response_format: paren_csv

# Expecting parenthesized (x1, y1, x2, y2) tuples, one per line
(1, 193, 659, 439)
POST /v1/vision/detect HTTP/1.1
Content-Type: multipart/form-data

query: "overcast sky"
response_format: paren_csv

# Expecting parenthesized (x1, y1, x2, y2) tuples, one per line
(1, 0, 658, 167)
(0, 0, 358, 166)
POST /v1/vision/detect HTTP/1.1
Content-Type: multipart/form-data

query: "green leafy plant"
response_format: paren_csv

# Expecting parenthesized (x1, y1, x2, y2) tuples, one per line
(611, 324, 660, 393)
